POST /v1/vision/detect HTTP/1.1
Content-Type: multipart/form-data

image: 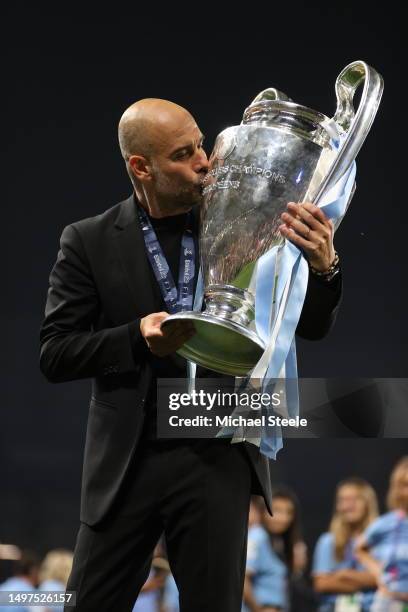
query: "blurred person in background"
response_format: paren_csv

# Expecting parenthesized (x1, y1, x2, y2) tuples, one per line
(38, 549, 73, 612)
(132, 542, 168, 612)
(355, 456, 408, 611)
(0, 549, 41, 612)
(243, 488, 306, 612)
(312, 477, 379, 612)
(0, 544, 22, 584)
(242, 496, 282, 612)
(132, 568, 162, 612)
(270, 487, 312, 611)
(266, 487, 311, 611)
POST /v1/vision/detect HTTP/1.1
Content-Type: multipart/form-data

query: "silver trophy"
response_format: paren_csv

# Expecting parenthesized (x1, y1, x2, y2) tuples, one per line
(162, 61, 383, 376)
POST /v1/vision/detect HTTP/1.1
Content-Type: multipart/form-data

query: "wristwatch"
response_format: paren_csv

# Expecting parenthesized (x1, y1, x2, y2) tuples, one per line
(309, 251, 340, 282)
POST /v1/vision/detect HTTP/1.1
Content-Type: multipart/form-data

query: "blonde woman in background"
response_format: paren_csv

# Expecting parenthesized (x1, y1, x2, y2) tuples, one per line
(39, 549, 73, 612)
(355, 457, 408, 611)
(312, 477, 379, 612)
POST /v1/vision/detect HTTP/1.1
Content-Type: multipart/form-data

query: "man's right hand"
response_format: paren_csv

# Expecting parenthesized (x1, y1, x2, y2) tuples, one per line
(140, 312, 196, 357)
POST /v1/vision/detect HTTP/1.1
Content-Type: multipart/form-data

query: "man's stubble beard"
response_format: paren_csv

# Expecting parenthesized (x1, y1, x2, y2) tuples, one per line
(153, 167, 204, 213)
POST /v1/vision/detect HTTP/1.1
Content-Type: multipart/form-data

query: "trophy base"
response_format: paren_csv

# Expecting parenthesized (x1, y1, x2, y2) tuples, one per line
(161, 312, 265, 376)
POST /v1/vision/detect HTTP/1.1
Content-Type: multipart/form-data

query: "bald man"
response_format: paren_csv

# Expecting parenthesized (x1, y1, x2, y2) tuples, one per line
(40, 98, 342, 611)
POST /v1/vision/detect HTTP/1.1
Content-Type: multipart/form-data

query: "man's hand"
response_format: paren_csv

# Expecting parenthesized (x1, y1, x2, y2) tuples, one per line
(279, 201, 336, 271)
(140, 312, 195, 357)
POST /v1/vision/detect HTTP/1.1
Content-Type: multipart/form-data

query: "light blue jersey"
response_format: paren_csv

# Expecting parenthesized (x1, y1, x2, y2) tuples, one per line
(163, 574, 179, 612)
(363, 510, 408, 595)
(38, 579, 65, 612)
(312, 531, 375, 611)
(0, 576, 37, 612)
(242, 524, 288, 611)
(132, 570, 160, 612)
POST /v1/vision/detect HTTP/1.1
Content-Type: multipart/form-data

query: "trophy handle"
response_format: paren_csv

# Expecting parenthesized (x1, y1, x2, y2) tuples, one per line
(250, 88, 293, 103)
(314, 60, 384, 204)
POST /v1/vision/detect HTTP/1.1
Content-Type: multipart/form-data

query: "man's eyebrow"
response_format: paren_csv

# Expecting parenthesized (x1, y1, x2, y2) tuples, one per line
(170, 133, 205, 156)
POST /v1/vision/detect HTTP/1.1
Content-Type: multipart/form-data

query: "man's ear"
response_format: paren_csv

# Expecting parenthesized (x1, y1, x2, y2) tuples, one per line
(128, 155, 152, 182)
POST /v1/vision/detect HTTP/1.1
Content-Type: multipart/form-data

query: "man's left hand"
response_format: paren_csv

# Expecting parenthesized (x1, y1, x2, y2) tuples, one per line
(279, 201, 335, 271)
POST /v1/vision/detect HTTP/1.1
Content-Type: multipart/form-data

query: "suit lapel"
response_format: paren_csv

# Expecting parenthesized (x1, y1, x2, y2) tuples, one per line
(113, 193, 157, 316)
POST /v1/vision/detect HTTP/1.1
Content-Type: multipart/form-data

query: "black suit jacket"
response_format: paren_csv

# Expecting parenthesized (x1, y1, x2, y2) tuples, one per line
(40, 194, 342, 526)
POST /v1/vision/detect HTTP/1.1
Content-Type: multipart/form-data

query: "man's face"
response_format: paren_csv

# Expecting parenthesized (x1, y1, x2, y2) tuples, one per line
(150, 118, 209, 211)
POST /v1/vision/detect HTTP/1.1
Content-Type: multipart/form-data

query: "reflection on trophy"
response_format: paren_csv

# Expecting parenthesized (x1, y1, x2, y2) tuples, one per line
(162, 61, 383, 376)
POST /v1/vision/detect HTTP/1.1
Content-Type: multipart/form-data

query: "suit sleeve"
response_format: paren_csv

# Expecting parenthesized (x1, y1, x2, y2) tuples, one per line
(296, 269, 342, 340)
(39, 224, 147, 383)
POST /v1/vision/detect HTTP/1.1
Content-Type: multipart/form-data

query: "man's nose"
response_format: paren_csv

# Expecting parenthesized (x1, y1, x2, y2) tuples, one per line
(193, 147, 209, 173)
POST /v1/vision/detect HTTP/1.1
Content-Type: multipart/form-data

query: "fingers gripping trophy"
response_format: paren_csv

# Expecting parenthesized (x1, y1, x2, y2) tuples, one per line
(162, 61, 384, 378)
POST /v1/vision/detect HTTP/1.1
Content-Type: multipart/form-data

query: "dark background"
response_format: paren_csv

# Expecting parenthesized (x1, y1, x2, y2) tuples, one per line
(3, 3, 407, 561)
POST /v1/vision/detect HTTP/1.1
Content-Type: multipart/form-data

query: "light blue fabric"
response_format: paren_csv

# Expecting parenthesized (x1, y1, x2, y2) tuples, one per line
(252, 161, 357, 459)
(255, 242, 308, 458)
(132, 570, 161, 612)
(38, 579, 64, 612)
(312, 531, 354, 611)
(0, 576, 37, 612)
(363, 510, 408, 595)
(188, 161, 357, 460)
(312, 531, 375, 611)
(163, 574, 179, 612)
(242, 524, 288, 611)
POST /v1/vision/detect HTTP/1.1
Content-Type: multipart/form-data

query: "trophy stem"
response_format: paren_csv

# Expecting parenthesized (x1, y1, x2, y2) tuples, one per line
(160, 286, 265, 376)
(205, 285, 255, 327)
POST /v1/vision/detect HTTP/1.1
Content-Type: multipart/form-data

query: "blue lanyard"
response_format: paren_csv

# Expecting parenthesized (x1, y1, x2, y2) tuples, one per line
(137, 206, 195, 314)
